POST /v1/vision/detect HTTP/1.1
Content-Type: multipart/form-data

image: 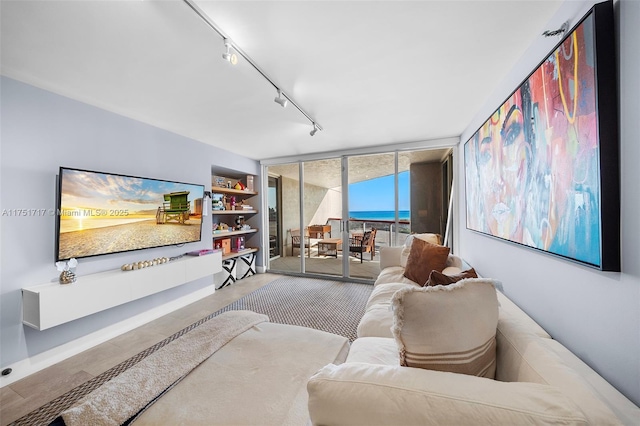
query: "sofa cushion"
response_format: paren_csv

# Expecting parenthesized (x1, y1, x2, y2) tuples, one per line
(496, 291, 551, 339)
(307, 362, 588, 426)
(374, 266, 418, 288)
(391, 279, 499, 378)
(542, 338, 640, 425)
(359, 283, 419, 338)
(132, 322, 350, 426)
(495, 319, 620, 424)
(402, 238, 450, 285)
(426, 267, 478, 286)
(346, 337, 399, 365)
(365, 282, 416, 310)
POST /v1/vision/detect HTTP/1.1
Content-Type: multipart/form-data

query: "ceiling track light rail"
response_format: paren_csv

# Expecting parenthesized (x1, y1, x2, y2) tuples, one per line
(182, 0, 322, 134)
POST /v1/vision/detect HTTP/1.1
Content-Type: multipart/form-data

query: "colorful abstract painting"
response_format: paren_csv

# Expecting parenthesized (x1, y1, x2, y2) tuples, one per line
(464, 13, 607, 268)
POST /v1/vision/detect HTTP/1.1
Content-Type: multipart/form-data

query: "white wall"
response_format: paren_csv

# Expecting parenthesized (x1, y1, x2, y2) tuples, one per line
(456, 0, 640, 405)
(0, 77, 260, 374)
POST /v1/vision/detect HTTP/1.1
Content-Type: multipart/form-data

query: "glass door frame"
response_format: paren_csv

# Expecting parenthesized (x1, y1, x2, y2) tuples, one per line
(261, 140, 458, 281)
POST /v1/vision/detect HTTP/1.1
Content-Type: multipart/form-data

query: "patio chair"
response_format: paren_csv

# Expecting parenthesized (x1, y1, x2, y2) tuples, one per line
(291, 228, 311, 257)
(349, 228, 377, 263)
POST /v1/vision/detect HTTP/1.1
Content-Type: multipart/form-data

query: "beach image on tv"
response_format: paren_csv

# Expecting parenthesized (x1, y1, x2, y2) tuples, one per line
(57, 168, 204, 260)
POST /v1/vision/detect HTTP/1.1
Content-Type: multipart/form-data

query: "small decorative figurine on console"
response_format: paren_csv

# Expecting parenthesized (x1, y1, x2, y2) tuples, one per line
(56, 258, 78, 284)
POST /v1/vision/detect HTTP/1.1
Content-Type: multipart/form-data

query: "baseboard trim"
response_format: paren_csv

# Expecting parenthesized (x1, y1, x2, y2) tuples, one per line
(0, 285, 215, 388)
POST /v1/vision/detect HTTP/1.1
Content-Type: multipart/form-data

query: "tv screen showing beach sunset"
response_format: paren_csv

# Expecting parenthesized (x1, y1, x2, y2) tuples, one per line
(56, 168, 204, 261)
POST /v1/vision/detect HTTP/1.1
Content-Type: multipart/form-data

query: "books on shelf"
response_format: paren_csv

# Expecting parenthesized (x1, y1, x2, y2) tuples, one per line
(186, 249, 214, 256)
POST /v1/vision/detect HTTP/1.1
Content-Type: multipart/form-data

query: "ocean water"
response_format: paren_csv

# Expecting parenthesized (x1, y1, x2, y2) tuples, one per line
(349, 210, 410, 221)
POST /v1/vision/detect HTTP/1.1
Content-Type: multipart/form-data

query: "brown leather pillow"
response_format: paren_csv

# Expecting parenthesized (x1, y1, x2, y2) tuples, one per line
(403, 238, 450, 285)
(426, 268, 478, 287)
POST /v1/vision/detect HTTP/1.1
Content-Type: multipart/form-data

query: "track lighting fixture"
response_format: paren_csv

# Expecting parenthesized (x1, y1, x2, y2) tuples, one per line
(222, 39, 238, 65)
(274, 89, 288, 108)
(183, 0, 322, 133)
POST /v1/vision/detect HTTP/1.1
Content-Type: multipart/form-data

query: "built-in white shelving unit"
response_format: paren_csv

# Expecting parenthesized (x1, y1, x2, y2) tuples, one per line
(22, 252, 222, 331)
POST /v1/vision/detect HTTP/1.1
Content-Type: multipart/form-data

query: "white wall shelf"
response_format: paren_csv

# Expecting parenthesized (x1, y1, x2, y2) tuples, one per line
(222, 247, 259, 261)
(213, 229, 258, 237)
(213, 210, 258, 215)
(22, 252, 222, 331)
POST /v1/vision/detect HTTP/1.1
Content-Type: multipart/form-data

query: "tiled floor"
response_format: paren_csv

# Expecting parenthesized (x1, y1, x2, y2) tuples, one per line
(0, 273, 282, 426)
(269, 245, 381, 280)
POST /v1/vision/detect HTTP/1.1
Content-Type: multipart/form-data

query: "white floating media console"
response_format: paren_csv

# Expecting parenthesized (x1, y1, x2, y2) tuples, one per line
(22, 252, 222, 331)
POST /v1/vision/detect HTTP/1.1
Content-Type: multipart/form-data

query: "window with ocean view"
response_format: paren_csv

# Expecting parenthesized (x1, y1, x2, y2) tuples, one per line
(347, 169, 411, 248)
(266, 147, 453, 280)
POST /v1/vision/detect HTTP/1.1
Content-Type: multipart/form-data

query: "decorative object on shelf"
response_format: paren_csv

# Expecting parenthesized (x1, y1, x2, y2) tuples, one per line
(212, 193, 224, 211)
(229, 196, 236, 210)
(56, 257, 78, 284)
(246, 175, 254, 192)
(234, 181, 246, 191)
(220, 238, 232, 255)
(121, 257, 170, 271)
(233, 236, 245, 252)
(213, 222, 230, 233)
(235, 215, 245, 230)
(213, 176, 226, 188)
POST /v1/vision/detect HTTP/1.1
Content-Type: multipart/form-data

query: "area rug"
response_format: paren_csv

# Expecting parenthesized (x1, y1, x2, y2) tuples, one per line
(11, 276, 372, 426)
(216, 276, 372, 342)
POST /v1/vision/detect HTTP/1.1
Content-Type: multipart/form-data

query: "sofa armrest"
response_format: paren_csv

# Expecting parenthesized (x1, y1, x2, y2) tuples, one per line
(378, 246, 404, 269)
(308, 363, 588, 425)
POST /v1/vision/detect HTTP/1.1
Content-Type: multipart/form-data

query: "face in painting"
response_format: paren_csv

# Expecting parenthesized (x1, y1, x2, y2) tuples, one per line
(475, 96, 530, 241)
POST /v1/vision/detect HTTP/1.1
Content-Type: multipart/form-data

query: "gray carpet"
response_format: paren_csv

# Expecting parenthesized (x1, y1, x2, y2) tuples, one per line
(12, 276, 372, 426)
(216, 276, 373, 342)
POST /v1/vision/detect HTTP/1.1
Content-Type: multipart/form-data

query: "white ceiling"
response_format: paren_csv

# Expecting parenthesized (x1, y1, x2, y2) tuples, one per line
(1, 0, 562, 161)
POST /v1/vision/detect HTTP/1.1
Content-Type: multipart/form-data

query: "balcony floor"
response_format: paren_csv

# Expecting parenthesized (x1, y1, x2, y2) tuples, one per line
(268, 246, 380, 281)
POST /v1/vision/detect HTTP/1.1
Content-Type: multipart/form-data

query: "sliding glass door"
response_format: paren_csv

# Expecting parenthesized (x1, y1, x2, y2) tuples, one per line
(302, 158, 342, 277)
(346, 152, 397, 280)
(265, 148, 453, 281)
(266, 163, 302, 274)
(268, 176, 282, 259)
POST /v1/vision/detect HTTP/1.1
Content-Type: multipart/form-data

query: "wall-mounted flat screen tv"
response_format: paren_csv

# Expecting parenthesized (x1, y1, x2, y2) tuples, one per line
(56, 167, 205, 261)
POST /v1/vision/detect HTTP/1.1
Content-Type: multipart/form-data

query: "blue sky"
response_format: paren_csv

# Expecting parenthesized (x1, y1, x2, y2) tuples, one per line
(349, 171, 409, 211)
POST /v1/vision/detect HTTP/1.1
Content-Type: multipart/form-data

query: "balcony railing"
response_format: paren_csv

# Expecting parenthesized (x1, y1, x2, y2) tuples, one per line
(325, 217, 410, 248)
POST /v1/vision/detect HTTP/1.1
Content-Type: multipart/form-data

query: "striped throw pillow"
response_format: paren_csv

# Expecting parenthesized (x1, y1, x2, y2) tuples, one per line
(391, 278, 499, 379)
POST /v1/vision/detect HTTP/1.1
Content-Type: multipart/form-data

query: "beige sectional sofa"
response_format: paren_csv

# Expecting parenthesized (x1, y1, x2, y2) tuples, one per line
(308, 243, 640, 425)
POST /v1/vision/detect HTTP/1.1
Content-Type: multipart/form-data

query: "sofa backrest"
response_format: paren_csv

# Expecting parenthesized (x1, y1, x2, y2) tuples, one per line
(495, 293, 626, 424)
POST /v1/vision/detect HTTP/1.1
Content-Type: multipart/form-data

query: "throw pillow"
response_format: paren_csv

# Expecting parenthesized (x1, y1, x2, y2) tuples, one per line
(391, 278, 499, 379)
(426, 268, 478, 287)
(400, 233, 442, 267)
(402, 238, 450, 285)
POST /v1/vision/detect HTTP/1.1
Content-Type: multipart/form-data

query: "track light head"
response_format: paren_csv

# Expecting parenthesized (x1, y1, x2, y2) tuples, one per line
(222, 39, 238, 65)
(274, 89, 288, 108)
(543, 20, 570, 37)
(310, 123, 318, 136)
